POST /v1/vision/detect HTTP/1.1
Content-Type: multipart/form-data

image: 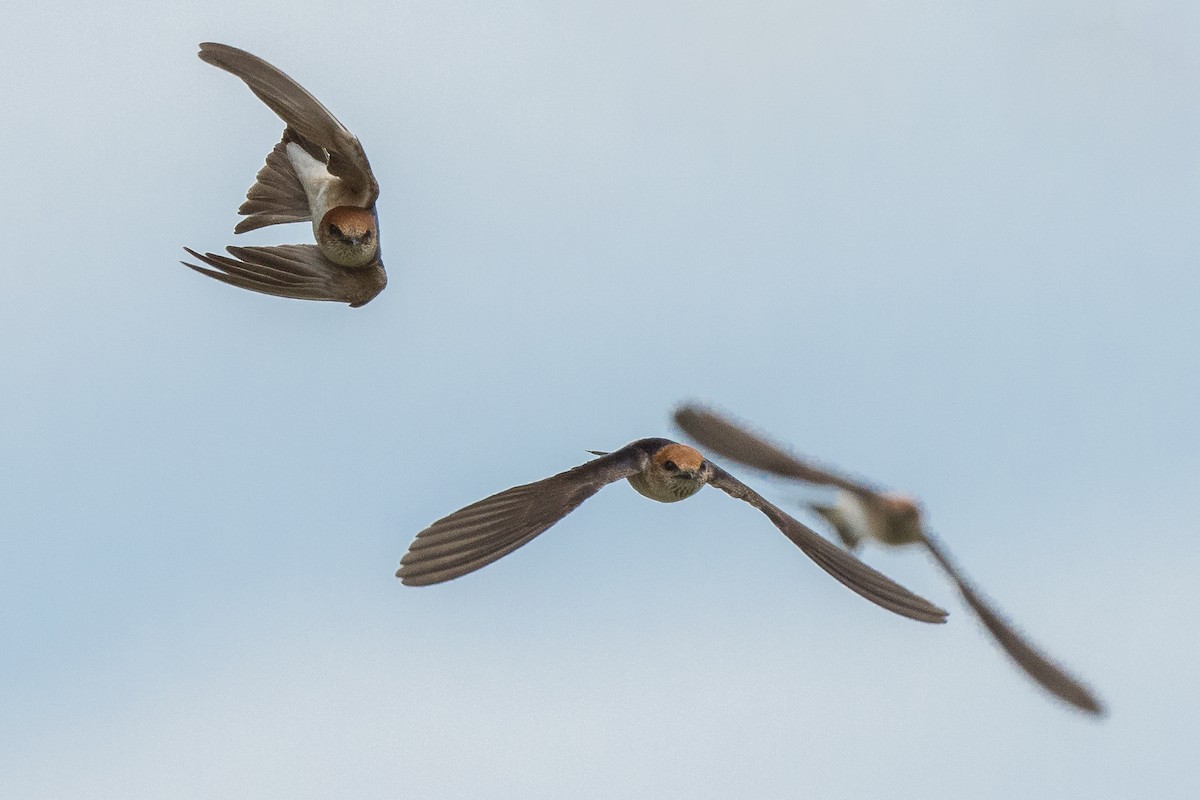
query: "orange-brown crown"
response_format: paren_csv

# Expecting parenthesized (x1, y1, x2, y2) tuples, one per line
(653, 443, 706, 471)
(320, 206, 377, 239)
(881, 492, 922, 520)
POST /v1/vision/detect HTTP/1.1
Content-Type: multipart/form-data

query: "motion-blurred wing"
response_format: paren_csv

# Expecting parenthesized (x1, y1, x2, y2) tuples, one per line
(708, 466, 947, 624)
(921, 532, 1104, 715)
(182, 245, 386, 307)
(198, 42, 378, 202)
(397, 447, 649, 586)
(674, 405, 875, 496)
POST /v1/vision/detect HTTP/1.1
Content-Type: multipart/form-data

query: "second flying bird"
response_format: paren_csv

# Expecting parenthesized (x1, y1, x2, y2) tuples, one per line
(674, 405, 1105, 715)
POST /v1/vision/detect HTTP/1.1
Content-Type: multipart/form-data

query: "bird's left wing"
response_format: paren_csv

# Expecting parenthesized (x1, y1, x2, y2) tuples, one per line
(708, 466, 948, 624)
(397, 447, 649, 586)
(182, 244, 386, 307)
(921, 531, 1105, 715)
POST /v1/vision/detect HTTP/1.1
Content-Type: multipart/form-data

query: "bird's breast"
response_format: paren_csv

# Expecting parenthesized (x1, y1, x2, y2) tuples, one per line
(838, 492, 923, 547)
(836, 491, 886, 543)
(627, 472, 705, 503)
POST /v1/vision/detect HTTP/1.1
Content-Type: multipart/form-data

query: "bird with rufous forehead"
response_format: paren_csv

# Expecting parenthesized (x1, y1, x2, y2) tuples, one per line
(182, 42, 387, 307)
(397, 437, 948, 625)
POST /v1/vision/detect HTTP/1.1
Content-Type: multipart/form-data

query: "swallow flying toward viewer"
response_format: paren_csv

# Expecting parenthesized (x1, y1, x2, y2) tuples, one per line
(397, 438, 948, 624)
(182, 42, 386, 306)
(674, 404, 1105, 715)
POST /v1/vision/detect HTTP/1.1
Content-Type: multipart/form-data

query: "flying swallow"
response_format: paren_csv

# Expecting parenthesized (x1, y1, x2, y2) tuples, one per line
(673, 405, 1105, 716)
(182, 42, 386, 307)
(397, 438, 948, 624)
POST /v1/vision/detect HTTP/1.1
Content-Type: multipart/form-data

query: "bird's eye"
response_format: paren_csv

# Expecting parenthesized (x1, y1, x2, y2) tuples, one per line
(328, 223, 344, 238)
(662, 460, 678, 472)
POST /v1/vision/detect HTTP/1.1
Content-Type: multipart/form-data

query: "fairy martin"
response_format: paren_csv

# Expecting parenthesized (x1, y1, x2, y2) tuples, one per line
(674, 404, 1105, 715)
(397, 438, 948, 625)
(182, 42, 386, 306)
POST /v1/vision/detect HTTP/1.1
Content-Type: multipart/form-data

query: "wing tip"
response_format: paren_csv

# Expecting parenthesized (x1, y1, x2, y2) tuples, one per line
(232, 217, 261, 235)
(1044, 669, 1107, 717)
(396, 560, 451, 587)
(886, 595, 948, 625)
(197, 41, 235, 65)
(179, 249, 219, 277)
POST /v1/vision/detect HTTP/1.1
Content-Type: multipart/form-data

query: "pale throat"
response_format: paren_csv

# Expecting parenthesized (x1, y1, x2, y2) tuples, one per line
(627, 469, 706, 503)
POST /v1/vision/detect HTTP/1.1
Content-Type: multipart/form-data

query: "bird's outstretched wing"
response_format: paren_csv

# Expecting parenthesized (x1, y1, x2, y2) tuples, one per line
(708, 466, 947, 624)
(182, 245, 386, 307)
(920, 531, 1104, 715)
(198, 42, 378, 203)
(674, 405, 880, 496)
(398, 447, 649, 586)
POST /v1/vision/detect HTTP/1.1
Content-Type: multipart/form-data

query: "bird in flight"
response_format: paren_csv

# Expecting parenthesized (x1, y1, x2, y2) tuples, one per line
(673, 404, 1105, 715)
(182, 42, 386, 307)
(397, 438, 949, 625)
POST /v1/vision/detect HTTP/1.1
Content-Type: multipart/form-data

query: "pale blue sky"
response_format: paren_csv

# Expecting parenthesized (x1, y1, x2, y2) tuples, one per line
(1, 1, 1197, 797)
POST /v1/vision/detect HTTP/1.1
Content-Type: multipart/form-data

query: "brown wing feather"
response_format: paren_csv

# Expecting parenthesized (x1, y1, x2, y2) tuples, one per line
(181, 244, 386, 307)
(397, 448, 649, 586)
(921, 532, 1105, 715)
(198, 42, 378, 203)
(674, 405, 877, 496)
(233, 135, 313, 233)
(708, 466, 948, 624)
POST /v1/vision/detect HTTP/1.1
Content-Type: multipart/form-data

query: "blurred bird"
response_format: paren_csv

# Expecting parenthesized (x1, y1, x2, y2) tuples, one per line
(182, 42, 386, 307)
(673, 405, 1105, 716)
(397, 438, 948, 625)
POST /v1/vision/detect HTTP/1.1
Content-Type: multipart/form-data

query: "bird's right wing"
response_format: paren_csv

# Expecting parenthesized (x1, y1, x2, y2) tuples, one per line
(708, 466, 948, 624)
(921, 531, 1105, 715)
(182, 244, 386, 307)
(198, 42, 378, 203)
(674, 405, 876, 496)
(397, 447, 649, 586)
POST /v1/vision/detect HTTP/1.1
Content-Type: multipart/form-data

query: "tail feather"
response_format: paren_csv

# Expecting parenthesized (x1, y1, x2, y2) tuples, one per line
(234, 131, 313, 233)
(809, 503, 863, 551)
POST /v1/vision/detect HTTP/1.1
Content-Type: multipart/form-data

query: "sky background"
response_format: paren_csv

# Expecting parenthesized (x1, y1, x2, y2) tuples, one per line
(2, 1, 1198, 797)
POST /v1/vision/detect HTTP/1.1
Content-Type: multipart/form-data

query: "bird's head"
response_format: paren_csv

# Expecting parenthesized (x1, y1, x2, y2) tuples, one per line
(880, 492, 924, 542)
(625, 442, 713, 502)
(652, 443, 712, 482)
(317, 206, 379, 267)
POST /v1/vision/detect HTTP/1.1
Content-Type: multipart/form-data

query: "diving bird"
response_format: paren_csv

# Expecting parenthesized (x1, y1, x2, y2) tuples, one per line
(182, 42, 386, 307)
(397, 438, 948, 625)
(673, 404, 1104, 715)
